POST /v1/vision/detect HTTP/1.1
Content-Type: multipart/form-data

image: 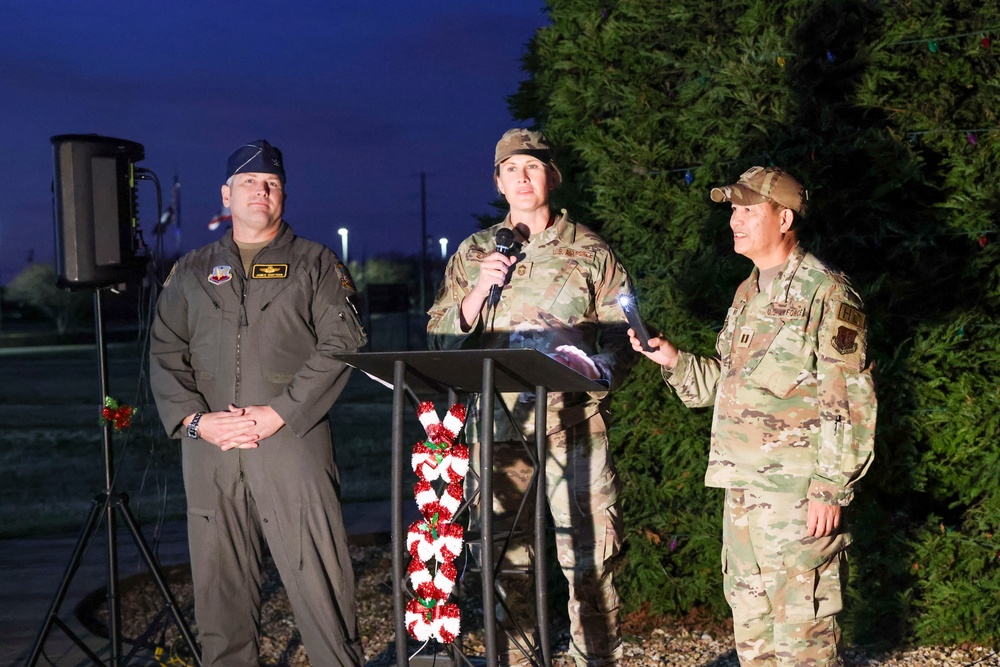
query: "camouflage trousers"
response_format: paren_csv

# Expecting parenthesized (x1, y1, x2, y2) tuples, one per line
(722, 489, 849, 667)
(468, 420, 623, 667)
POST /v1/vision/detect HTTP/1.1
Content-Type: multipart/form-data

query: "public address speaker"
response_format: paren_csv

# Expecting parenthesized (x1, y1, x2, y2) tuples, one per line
(52, 134, 147, 288)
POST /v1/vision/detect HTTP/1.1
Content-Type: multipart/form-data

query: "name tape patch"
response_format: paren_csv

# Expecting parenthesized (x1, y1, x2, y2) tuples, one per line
(251, 264, 289, 279)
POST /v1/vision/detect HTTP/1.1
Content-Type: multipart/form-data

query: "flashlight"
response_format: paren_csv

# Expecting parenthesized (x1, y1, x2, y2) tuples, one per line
(618, 293, 655, 352)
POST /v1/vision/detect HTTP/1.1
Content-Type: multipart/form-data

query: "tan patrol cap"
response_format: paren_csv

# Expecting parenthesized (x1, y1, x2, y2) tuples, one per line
(494, 128, 554, 165)
(710, 166, 808, 215)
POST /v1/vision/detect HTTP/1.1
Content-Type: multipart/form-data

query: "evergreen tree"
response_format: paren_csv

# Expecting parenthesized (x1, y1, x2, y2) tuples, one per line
(510, 0, 1000, 646)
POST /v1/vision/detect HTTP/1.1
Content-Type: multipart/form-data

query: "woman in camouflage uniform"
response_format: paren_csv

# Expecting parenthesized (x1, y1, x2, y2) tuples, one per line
(427, 129, 636, 667)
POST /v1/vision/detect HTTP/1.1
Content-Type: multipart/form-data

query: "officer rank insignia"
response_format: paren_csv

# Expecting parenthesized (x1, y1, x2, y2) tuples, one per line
(251, 263, 289, 279)
(208, 265, 233, 285)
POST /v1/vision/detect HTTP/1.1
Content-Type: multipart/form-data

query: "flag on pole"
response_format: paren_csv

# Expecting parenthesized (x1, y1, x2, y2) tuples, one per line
(208, 207, 231, 231)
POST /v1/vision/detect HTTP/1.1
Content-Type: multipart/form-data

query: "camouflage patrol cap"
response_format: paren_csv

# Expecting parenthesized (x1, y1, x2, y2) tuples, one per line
(710, 166, 807, 215)
(494, 128, 554, 165)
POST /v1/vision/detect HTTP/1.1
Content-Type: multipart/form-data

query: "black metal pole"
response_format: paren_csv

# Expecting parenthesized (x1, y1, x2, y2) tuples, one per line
(94, 289, 124, 666)
(419, 172, 428, 316)
(27, 288, 202, 667)
(480, 358, 497, 667)
(25, 496, 108, 665)
(392, 360, 409, 667)
(534, 386, 551, 667)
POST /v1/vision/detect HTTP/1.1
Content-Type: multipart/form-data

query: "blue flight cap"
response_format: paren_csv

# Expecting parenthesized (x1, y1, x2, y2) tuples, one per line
(225, 139, 285, 183)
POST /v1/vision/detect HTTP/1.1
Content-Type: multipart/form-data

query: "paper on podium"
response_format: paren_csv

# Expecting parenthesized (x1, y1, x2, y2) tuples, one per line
(335, 348, 606, 394)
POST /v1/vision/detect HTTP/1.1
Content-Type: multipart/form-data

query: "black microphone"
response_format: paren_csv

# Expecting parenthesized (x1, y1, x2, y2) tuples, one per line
(486, 228, 516, 309)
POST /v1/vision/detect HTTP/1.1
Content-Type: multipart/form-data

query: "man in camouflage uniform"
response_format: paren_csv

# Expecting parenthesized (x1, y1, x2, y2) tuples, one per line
(629, 166, 876, 667)
(428, 129, 635, 667)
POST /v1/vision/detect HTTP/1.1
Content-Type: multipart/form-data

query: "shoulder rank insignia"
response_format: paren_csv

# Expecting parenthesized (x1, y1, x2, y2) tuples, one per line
(832, 326, 859, 355)
(207, 265, 233, 285)
(336, 261, 357, 293)
(163, 263, 178, 287)
(251, 263, 289, 279)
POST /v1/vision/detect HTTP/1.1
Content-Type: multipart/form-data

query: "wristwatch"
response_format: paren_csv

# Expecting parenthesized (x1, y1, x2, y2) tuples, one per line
(186, 412, 205, 439)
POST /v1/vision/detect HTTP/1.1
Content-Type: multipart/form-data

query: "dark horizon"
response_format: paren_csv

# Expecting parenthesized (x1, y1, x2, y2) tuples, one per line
(0, 1, 550, 286)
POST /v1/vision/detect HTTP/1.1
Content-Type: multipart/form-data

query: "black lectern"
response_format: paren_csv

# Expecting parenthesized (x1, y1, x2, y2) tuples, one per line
(336, 349, 604, 667)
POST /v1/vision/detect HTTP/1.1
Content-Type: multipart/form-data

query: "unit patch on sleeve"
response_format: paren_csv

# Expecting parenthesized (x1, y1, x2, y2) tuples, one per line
(832, 326, 859, 355)
(336, 261, 357, 293)
(251, 263, 289, 279)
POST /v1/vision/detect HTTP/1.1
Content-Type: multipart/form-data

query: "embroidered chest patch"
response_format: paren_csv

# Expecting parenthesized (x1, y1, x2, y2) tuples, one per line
(207, 266, 233, 285)
(552, 247, 595, 260)
(765, 304, 806, 318)
(251, 263, 289, 279)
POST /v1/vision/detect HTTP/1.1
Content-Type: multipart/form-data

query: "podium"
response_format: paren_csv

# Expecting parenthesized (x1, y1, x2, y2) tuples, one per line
(336, 349, 604, 667)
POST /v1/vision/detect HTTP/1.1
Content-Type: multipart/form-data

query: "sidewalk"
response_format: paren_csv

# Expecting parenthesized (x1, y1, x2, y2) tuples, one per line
(0, 500, 400, 667)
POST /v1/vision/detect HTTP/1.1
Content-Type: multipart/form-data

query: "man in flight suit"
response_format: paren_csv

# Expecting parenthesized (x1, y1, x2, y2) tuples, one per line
(150, 140, 366, 666)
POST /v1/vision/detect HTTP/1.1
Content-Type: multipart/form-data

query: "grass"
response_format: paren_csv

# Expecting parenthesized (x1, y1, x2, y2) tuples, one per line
(0, 341, 427, 539)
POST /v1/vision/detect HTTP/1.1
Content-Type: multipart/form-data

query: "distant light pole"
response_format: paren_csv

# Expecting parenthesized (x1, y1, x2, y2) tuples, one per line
(337, 227, 349, 263)
(439, 238, 448, 260)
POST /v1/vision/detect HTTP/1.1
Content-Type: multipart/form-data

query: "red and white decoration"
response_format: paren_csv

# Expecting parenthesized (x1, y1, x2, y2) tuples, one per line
(405, 402, 468, 644)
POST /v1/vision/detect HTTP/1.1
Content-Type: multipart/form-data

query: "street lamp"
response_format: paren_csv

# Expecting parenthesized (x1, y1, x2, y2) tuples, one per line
(337, 227, 349, 263)
(439, 237, 448, 260)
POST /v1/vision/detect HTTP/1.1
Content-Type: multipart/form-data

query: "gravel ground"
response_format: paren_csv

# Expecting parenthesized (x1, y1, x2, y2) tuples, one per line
(90, 543, 1000, 667)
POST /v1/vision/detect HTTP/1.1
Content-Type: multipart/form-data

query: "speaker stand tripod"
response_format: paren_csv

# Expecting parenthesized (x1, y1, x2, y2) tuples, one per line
(26, 288, 201, 667)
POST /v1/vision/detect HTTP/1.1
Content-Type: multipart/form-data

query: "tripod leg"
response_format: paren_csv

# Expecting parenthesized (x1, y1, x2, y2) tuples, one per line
(115, 495, 203, 667)
(26, 494, 109, 667)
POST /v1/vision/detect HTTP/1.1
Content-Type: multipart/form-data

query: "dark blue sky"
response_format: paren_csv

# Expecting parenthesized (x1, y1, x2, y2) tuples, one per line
(0, 1, 549, 284)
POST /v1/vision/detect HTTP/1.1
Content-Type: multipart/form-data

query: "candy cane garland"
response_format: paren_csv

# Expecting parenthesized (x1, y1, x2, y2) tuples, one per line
(406, 402, 468, 644)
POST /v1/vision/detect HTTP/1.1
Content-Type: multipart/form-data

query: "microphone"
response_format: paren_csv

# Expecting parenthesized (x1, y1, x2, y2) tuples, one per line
(486, 228, 516, 309)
